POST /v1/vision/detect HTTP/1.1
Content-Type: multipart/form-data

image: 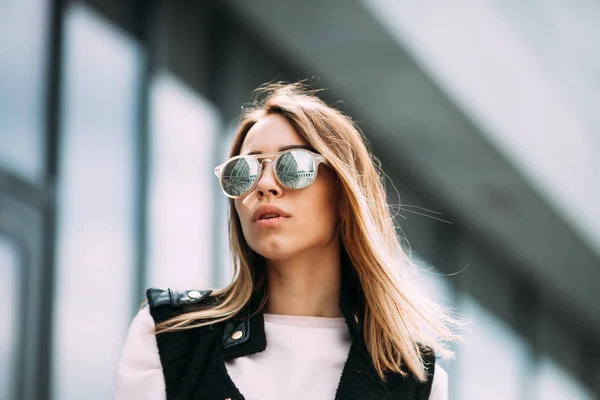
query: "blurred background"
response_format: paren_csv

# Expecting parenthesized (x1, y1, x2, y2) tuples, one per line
(1, 0, 600, 399)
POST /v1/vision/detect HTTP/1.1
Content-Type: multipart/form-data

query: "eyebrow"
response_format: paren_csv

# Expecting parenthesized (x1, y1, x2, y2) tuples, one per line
(244, 144, 315, 156)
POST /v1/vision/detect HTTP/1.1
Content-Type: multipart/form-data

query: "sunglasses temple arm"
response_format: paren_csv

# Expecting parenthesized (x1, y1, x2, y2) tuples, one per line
(317, 155, 329, 167)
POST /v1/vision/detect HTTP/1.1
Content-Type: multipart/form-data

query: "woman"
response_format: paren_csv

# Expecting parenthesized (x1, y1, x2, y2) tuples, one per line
(115, 83, 460, 400)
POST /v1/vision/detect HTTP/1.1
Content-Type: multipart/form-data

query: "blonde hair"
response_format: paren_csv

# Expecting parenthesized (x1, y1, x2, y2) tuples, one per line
(155, 82, 461, 382)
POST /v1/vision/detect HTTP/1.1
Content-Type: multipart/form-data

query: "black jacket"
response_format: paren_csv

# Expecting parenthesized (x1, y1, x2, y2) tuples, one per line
(146, 282, 437, 400)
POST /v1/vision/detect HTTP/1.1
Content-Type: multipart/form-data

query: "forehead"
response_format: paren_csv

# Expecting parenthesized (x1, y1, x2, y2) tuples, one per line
(240, 114, 308, 154)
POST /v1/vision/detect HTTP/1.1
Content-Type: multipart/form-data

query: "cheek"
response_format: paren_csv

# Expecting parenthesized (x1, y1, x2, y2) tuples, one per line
(316, 170, 341, 216)
(298, 180, 340, 233)
(234, 199, 252, 228)
(233, 199, 243, 217)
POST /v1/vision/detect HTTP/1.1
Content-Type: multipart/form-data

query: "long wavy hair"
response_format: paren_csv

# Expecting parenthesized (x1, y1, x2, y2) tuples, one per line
(155, 82, 461, 382)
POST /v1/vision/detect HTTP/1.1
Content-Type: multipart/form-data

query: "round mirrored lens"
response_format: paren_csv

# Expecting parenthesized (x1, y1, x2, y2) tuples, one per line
(276, 150, 317, 189)
(221, 157, 259, 196)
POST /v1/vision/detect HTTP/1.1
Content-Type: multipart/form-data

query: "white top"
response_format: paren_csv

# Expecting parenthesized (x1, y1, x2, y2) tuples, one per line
(114, 307, 448, 400)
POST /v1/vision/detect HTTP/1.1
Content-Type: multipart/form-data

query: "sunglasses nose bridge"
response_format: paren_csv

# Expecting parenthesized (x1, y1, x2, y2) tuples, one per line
(254, 157, 282, 194)
(257, 158, 275, 180)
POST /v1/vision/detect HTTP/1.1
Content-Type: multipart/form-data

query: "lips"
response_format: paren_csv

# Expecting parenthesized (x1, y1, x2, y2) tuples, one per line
(252, 204, 290, 222)
(259, 213, 280, 220)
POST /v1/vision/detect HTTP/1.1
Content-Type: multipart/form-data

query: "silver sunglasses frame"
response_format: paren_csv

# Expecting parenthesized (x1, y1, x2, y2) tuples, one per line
(214, 149, 329, 199)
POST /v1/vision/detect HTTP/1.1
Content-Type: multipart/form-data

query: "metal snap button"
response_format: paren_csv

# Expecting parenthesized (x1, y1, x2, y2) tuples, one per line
(187, 290, 201, 299)
(231, 330, 243, 340)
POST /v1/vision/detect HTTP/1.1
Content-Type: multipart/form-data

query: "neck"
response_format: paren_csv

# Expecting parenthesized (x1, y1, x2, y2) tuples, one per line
(263, 243, 342, 318)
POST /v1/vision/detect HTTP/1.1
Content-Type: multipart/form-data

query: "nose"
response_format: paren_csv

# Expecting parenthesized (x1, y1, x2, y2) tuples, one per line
(255, 160, 282, 198)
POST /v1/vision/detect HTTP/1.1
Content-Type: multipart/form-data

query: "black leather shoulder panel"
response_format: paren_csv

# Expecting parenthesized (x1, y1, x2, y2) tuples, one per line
(145, 288, 213, 310)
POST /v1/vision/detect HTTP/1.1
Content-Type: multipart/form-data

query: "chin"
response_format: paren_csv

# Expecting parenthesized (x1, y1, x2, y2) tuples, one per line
(250, 240, 298, 261)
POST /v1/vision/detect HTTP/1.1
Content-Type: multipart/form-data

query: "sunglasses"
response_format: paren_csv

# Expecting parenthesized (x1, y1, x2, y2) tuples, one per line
(214, 149, 330, 198)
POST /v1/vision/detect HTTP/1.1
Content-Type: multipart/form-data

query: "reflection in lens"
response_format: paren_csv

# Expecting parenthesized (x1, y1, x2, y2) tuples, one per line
(276, 150, 316, 189)
(222, 157, 259, 196)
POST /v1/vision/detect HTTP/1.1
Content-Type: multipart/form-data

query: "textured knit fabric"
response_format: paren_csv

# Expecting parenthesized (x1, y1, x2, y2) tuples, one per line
(115, 306, 448, 400)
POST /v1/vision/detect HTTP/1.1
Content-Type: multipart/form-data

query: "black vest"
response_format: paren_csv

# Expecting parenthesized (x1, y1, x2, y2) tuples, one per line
(146, 286, 437, 400)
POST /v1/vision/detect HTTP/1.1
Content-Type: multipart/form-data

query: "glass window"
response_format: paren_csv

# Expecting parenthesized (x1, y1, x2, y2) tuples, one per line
(51, 4, 141, 399)
(146, 72, 221, 289)
(411, 253, 455, 305)
(536, 355, 594, 400)
(0, 0, 48, 182)
(0, 234, 19, 400)
(457, 295, 530, 400)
